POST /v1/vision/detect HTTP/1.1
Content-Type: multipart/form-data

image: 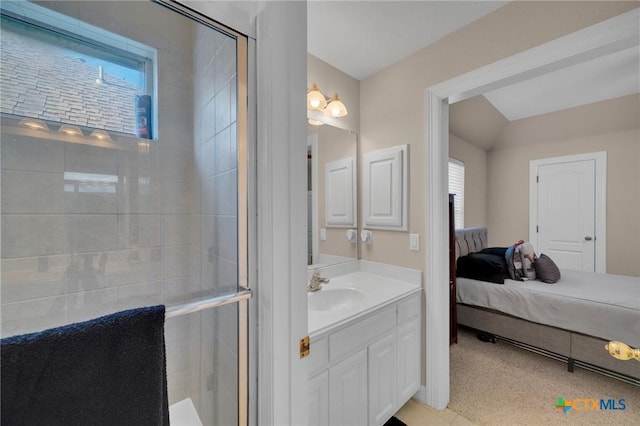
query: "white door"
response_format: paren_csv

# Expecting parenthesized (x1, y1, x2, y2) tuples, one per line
(531, 152, 606, 272)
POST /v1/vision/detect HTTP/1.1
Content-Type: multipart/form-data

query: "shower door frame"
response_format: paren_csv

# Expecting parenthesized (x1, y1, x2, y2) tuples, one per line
(153, 1, 251, 424)
(163, 2, 310, 425)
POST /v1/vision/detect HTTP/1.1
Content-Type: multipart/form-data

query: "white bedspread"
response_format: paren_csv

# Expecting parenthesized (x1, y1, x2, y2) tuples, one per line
(457, 269, 640, 347)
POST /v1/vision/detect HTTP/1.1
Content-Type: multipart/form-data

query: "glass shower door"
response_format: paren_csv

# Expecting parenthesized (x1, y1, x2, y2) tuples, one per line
(0, 1, 249, 424)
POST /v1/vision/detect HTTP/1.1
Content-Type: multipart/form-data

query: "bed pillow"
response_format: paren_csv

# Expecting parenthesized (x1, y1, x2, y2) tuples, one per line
(534, 253, 561, 283)
(456, 253, 506, 284)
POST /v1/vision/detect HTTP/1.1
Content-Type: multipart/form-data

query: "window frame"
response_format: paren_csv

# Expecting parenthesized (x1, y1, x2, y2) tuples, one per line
(448, 157, 465, 229)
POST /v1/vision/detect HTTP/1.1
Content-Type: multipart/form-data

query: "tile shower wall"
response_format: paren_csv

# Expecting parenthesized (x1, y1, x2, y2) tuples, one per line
(0, 2, 239, 424)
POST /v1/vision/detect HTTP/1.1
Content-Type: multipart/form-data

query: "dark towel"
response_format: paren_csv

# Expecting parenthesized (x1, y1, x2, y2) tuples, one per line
(1, 305, 169, 426)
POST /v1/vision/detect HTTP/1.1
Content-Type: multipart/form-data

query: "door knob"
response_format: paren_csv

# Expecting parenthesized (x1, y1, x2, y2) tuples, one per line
(584, 236, 593, 241)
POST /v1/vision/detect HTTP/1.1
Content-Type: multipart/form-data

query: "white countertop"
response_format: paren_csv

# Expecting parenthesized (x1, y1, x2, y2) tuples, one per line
(308, 271, 421, 336)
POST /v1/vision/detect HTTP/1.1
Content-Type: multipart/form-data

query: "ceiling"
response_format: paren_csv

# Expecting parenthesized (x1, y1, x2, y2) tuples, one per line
(307, 1, 640, 123)
(307, 1, 506, 80)
(483, 46, 640, 121)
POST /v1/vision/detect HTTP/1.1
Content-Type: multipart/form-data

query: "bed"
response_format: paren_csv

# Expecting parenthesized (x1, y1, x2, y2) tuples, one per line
(454, 226, 640, 384)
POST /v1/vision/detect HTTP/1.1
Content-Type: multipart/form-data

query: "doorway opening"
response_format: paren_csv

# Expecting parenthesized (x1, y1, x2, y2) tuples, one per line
(423, 8, 638, 409)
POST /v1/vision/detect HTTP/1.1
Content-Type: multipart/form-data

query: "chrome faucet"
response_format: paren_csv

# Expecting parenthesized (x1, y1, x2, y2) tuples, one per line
(307, 269, 329, 292)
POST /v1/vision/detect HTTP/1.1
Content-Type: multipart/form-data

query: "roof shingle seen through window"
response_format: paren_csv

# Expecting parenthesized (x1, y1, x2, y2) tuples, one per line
(1, 25, 142, 135)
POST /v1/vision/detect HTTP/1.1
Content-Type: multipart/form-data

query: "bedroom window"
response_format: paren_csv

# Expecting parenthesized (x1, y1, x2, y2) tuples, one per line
(448, 158, 465, 229)
(0, 3, 156, 139)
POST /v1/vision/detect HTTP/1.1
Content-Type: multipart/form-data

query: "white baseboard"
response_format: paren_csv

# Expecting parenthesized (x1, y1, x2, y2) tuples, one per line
(413, 385, 428, 405)
(412, 385, 450, 411)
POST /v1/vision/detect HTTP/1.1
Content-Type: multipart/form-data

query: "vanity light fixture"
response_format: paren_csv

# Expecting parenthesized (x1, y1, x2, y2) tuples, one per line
(324, 93, 348, 118)
(18, 118, 49, 132)
(307, 83, 327, 110)
(308, 118, 325, 126)
(306, 83, 348, 118)
(58, 124, 83, 137)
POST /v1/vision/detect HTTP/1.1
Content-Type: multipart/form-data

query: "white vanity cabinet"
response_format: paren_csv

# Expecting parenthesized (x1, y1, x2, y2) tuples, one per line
(329, 349, 368, 425)
(368, 331, 398, 424)
(309, 371, 329, 426)
(308, 292, 421, 426)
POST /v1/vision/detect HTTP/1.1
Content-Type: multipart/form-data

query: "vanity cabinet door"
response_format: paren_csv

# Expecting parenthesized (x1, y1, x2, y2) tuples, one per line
(309, 371, 329, 426)
(329, 349, 368, 426)
(368, 331, 397, 426)
(397, 318, 421, 402)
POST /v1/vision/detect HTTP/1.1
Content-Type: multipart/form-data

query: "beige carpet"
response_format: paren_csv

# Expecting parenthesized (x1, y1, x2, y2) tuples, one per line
(449, 328, 640, 425)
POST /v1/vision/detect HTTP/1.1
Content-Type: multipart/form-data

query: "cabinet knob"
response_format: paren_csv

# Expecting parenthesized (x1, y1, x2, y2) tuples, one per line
(584, 236, 593, 241)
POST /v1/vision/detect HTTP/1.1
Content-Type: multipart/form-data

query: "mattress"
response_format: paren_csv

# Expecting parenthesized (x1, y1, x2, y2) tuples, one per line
(456, 269, 640, 347)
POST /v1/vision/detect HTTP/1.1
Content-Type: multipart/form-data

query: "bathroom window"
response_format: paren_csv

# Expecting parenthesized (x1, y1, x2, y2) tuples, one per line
(448, 158, 465, 229)
(0, 3, 156, 139)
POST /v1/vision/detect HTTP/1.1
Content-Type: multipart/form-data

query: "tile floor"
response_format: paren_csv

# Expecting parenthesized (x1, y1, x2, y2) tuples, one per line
(394, 399, 476, 426)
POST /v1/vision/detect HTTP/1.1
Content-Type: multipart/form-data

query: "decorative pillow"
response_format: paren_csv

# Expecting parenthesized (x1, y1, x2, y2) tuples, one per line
(456, 253, 506, 284)
(535, 253, 561, 283)
(505, 243, 523, 280)
(516, 242, 537, 281)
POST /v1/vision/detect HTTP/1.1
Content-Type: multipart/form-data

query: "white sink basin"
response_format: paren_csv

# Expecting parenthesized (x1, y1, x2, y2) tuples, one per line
(308, 287, 365, 312)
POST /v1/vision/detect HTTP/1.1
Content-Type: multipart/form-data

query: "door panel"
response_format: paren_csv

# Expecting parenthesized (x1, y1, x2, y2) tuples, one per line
(309, 371, 329, 426)
(368, 331, 397, 425)
(329, 349, 368, 426)
(537, 160, 595, 271)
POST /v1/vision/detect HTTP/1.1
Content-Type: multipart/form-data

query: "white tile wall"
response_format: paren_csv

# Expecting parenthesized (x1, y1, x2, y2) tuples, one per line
(117, 214, 161, 249)
(1, 255, 67, 303)
(2, 215, 66, 258)
(1, 295, 68, 336)
(1, 136, 65, 172)
(64, 215, 119, 253)
(64, 142, 119, 176)
(2, 170, 64, 214)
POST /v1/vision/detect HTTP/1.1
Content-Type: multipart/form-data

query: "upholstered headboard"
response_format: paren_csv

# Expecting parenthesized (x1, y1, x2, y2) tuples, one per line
(454, 227, 488, 261)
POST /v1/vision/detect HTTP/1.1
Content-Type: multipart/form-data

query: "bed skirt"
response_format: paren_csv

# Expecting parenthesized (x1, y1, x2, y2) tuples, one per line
(457, 303, 640, 384)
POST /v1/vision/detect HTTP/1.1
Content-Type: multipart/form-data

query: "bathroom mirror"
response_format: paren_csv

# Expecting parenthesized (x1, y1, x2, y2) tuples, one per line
(307, 122, 359, 268)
